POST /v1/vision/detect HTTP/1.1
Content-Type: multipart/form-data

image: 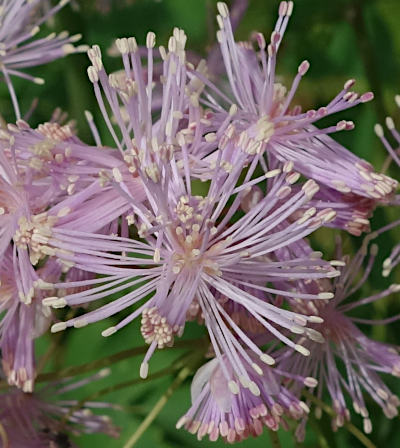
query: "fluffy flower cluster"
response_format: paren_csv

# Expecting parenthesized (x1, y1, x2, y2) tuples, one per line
(0, 0, 399, 445)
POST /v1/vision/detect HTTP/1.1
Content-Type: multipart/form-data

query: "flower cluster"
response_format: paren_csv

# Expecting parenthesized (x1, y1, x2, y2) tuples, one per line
(0, 0, 399, 446)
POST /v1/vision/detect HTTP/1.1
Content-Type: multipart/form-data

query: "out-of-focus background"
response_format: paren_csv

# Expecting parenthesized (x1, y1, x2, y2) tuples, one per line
(1, 1, 399, 446)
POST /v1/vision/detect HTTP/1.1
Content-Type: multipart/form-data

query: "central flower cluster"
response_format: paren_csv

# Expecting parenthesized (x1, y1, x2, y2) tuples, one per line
(13, 214, 57, 265)
(170, 195, 222, 276)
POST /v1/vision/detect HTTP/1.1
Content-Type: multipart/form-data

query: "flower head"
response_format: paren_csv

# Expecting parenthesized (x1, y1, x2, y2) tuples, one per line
(0, 117, 145, 389)
(45, 108, 339, 386)
(193, 2, 397, 234)
(0, 246, 61, 391)
(178, 354, 314, 442)
(279, 241, 400, 438)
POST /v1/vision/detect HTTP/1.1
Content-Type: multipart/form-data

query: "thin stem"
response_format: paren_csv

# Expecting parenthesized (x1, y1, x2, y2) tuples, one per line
(83, 366, 178, 401)
(59, 364, 182, 430)
(123, 365, 193, 448)
(268, 429, 282, 448)
(41, 338, 199, 382)
(38, 345, 149, 382)
(122, 348, 206, 448)
(303, 391, 376, 448)
(0, 338, 203, 390)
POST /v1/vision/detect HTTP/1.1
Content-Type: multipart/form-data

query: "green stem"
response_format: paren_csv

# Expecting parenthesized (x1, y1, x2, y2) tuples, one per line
(0, 338, 202, 390)
(268, 429, 282, 448)
(303, 391, 376, 448)
(82, 366, 178, 402)
(122, 350, 205, 448)
(122, 366, 192, 448)
(59, 363, 182, 430)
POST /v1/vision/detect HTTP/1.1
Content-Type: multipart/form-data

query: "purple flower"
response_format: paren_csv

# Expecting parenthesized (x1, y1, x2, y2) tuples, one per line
(193, 2, 397, 233)
(85, 30, 217, 165)
(0, 369, 119, 447)
(177, 353, 315, 442)
(0, 247, 61, 391)
(0, 117, 145, 257)
(0, 0, 87, 119)
(279, 242, 400, 438)
(0, 118, 146, 389)
(291, 185, 377, 236)
(44, 123, 339, 387)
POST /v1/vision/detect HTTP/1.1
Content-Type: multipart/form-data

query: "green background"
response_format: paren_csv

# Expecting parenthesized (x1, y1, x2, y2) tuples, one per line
(1, 0, 399, 447)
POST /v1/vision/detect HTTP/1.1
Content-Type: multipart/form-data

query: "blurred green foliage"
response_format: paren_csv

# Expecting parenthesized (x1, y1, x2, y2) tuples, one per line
(3, 0, 400, 447)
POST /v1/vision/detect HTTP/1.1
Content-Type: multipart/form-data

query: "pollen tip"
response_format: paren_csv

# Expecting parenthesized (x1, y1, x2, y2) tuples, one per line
(99, 368, 111, 377)
(249, 381, 260, 396)
(360, 92, 374, 102)
(308, 315, 324, 324)
(102, 326, 117, 337)
(318, 292, 334, 299)
(34, 77, 45, 85)
(389, 284, 400, 293)
(51, 322, 67, 333)
(228, 380, 240, 394)
(304, 377, 318, 388)
(294, 344, 310, 356)
(385, 116, 395, 130)
(176, 416, 187, 429)
(252, 362, 263, 376)
(374, 123, 384, 137)
(260, 353, 275, 365)
(383, 257, 392, 269)
(140, 362, 149, 379)
(84, 110, 93, 121)
(42, 296, 61, 306)
(298, 60, 310, 76)
(330, 259, 346, 267)
(217, 2, 229, 18)
(146, 31, 156, 48)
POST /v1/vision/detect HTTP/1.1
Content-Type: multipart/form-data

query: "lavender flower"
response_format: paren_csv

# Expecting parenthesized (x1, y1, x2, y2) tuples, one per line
(0, 118, 145, 389)
(0, 0, 87, 119)
(177, 353, 315, 442)
(193, 2, 397, 234)
(85, 30, 215, 162)
(374, 96, 400, 275)
(280, 241, 400, 439)
(0, 121, 123, 286)
(291, 185, 377, 236)
(0, 247, 58, 391)
(0, 369, 119, 447)
(44, 89, 340, 392)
